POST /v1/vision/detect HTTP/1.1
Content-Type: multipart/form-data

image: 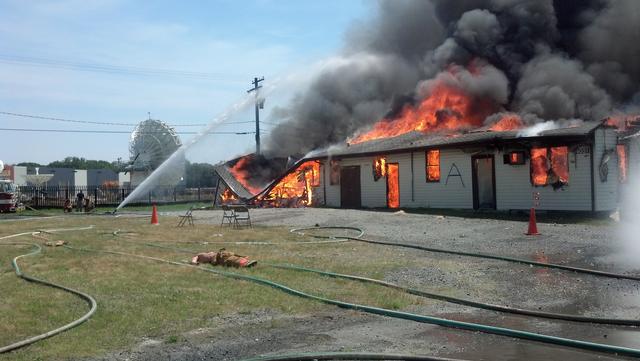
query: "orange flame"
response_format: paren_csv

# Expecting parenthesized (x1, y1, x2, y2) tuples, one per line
(489, 114, 523, 131)
(531, 148, 548, 186)
(262, 161, 320, 207)
(426, 150, 440, 181)
(373, 156, 387, 181)
(387, 163, 399, 208)
(617, 144, 627, 183)
(229, 156, 262, 195)
(550, 147, 568, 184)
(350, 79, 498, 144)
(220, 188, 238, 203)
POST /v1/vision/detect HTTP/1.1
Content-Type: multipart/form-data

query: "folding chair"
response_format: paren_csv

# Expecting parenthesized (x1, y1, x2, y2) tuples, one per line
(177, 207, 194, 227)
(220, 205, 235, 228)
(232, 205, 252, 228)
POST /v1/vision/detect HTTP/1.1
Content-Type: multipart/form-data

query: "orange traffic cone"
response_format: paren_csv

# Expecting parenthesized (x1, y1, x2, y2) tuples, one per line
(525, 207, 539, 235)
(151, 204, 159, 225)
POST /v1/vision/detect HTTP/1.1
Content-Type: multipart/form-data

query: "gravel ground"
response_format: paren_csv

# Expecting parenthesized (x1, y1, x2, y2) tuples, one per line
(90, 208, 640, 361)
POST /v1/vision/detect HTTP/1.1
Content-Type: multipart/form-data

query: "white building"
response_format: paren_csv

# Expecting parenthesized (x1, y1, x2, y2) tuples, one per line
(274, 121, 622, 212)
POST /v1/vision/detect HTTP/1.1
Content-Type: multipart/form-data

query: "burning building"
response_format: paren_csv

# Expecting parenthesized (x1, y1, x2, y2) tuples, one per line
(289, 120, 622, 211)
(213, 154, 292, 205)
(213, 1, 639, 213)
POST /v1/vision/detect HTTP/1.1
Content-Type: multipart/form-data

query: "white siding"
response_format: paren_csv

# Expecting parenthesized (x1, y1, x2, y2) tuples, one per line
(593, 128, 619, 211)
(409, 149, 473, 208)
(626, 138, 640, 186)
(495, 146, 592, 211)
(318, 128, 615, 211)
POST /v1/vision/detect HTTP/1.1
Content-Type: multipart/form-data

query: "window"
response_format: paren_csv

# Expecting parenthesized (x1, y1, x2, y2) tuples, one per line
(329, 160, 340, 185)
(530, 146, 569, 187)
(617, 144, 628, 183)
(304, 161, 320, 187)
(373, 156, 387, 181)
(504, 151, 525, 165)
(426, 150, 440, 182)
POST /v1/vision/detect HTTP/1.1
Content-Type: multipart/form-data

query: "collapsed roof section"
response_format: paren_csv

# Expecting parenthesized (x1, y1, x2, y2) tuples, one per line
(213, 154, 293, 202)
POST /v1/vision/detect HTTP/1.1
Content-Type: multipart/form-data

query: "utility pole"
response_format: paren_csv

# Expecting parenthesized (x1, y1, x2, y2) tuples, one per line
(247, 77, 264, 155)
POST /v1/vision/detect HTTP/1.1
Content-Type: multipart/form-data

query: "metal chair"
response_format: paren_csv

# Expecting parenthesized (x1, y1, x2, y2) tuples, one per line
(220, 205, 235, 228)
(232, 205, 252, 228)
(177, 207, 194, 227)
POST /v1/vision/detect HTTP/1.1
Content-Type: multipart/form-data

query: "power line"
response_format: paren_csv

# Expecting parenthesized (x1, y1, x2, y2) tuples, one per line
(0, 111, 206, 127)
(0, 127, 256, 135)
(0, 53, 241, 81)
(0, 111, 276, 128)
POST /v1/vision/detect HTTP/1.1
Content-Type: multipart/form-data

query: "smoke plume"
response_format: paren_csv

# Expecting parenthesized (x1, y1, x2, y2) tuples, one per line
(265, 0, 640, 157)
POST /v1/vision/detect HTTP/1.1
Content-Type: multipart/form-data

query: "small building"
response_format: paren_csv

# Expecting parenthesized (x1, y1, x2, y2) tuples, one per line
(273, 120, 622, 212)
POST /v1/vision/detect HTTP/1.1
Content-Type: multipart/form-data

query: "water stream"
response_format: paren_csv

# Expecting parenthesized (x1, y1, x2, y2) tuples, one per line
(116, 79, 284, 210)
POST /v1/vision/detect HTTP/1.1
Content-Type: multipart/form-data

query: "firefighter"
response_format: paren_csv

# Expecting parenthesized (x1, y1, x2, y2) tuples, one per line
(84, 198, 95, 212)
(63, 198, 73, 213)
(76, 190, 85, 212)
(190, 249, 257, 268)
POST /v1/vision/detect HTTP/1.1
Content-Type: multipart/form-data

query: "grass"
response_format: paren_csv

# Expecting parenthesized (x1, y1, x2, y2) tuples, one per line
(0, 214, 428, 360)
(11, 201, 211, 217)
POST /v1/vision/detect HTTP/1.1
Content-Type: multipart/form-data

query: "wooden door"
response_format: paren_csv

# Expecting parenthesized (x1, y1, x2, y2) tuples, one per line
(340, 166, 361, 208)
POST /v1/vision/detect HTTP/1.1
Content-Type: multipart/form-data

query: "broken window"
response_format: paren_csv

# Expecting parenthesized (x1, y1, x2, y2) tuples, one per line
(617, 144, 628, 183)
(504, 151, 525, 165)
(373, 156, 387, 181)
(330, 160, 340, 185)
(305, 161, 320, 187)
(530, 146, 569, 187)
(426, 149, 440, 182)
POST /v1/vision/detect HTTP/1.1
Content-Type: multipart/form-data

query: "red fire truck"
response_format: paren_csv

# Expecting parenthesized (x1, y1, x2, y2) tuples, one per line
(0, 179, 18, 212)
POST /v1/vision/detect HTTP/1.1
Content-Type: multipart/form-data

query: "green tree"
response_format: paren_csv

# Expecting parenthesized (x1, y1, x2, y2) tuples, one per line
(185, 162, 218, 187)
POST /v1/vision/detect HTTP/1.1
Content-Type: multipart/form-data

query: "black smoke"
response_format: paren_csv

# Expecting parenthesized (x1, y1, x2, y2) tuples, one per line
(265, 0, 640, 157)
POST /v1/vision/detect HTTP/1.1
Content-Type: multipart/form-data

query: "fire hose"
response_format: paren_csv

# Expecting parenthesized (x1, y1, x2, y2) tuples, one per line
(290, 226, 640, 282)
(0, 226, 97, 354)
(63, 243, 640, 358)
(109, 229, 640, 326)
(239, 352, 462, 361)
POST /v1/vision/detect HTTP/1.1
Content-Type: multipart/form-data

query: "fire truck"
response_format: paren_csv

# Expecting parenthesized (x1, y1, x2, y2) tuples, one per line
(0, 161, 19, 212)
(0, 179, 18, 212)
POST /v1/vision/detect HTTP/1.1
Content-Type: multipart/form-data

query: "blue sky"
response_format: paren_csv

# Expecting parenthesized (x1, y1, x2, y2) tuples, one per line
(0, 0, 371, 165)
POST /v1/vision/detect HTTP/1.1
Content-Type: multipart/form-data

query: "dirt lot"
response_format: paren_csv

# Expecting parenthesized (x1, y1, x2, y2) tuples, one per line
(3, 208, 640, 361)
(112, 207, 639, 361)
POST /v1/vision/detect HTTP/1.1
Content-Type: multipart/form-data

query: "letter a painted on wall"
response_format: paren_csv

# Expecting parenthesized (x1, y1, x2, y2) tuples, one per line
(445, 163, 465, 187)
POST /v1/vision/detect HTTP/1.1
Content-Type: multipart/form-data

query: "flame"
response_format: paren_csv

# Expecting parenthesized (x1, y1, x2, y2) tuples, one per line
(387, 163, 399, 208)
(618, 144, 628, 183)
(229, 156, 262, 195)
(220, 188, 238, 203)
(262, 161, 320, 207)
(530, 148, 548, 186)
(550, 147, 568, 183)
(510, 152, 519, 163)
(373, 156, 387, 181)
(489, 114, 523, 131)
(426, 150, 440, 181)
(350, 80, 497, 144)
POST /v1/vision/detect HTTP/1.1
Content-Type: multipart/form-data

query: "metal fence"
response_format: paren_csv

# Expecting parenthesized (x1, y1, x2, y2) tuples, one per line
(17, 185, 217, 208)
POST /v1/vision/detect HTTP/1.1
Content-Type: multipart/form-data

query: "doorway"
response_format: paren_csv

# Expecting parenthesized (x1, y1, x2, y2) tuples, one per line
(472, 155, 496, 210)
(386, 163, 399, 208)
(340, 166, 361, 208)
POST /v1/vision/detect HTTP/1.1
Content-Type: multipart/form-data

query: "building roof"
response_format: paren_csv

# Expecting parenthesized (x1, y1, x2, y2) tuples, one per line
(306, 120, 605, 159)
(213, 164, 255, 200)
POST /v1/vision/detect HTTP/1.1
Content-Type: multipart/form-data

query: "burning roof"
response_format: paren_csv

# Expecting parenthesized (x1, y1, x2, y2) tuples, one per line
(306, 120, 607, 160)
(214, 154, 292, 201)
